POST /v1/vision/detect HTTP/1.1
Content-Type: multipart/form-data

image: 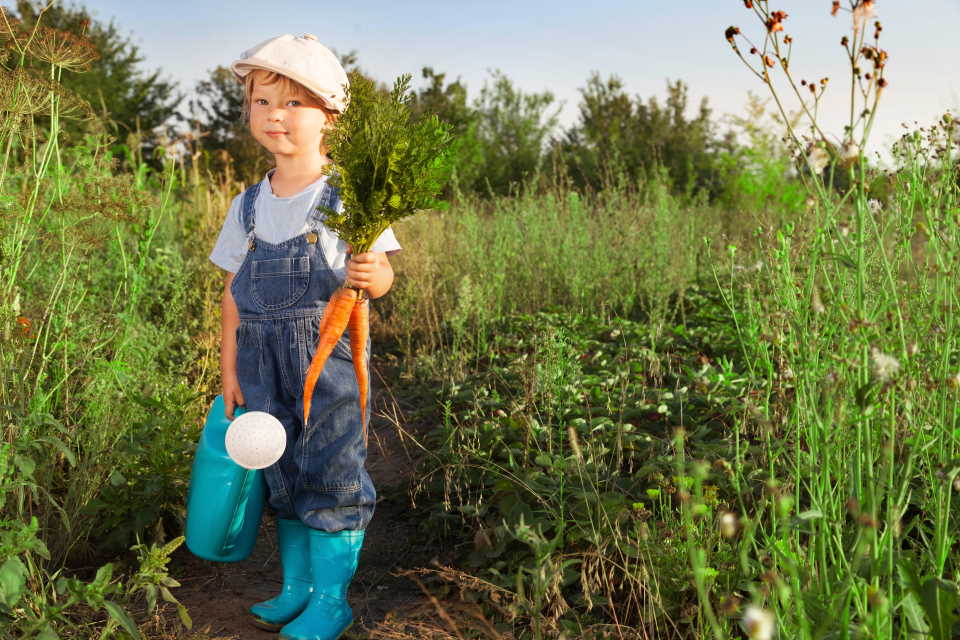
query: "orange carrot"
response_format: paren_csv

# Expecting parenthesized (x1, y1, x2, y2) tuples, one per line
(348, 296, 370, 445)
(302, 287, 359, 423)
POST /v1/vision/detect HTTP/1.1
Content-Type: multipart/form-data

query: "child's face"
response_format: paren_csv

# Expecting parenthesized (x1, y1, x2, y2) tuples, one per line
(248, 77, 331, 160)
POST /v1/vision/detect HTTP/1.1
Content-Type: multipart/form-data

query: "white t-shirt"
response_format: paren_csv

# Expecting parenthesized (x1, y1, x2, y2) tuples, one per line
(209, 171, 401, 276)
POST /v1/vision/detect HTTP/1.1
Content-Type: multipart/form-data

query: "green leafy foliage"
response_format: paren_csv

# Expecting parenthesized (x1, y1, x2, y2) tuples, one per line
(413, 291, 754, 634)
(321, 72, 456, 254)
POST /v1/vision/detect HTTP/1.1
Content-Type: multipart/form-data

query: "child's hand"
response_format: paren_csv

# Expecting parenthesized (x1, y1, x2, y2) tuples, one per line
(345, 250, 394, 298)
(223, 373, 245, 420)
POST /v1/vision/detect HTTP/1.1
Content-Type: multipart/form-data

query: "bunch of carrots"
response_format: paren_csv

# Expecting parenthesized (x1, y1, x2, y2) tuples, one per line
(302, 72, 455, 440)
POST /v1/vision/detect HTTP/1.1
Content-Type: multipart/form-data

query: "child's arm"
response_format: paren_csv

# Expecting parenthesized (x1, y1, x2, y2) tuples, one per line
(221, 273, 245, 419)
(345, 251, 394, 299)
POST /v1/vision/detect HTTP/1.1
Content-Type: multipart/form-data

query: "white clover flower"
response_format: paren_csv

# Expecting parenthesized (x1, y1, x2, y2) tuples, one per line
(870, 347, 900, 383)
(743, 605, 776, 640)
(806, 145, 830, 174)
(719, 511, 739, 539)
(867, 199, 883, 214)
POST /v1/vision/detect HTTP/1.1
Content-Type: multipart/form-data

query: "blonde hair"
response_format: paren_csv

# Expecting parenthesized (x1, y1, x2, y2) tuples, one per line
(242, 69, 339, 125)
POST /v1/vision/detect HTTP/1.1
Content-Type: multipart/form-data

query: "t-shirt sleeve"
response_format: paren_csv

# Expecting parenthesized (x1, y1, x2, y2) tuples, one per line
(209, 194, 248, 273)
(370, 226, 401, 255)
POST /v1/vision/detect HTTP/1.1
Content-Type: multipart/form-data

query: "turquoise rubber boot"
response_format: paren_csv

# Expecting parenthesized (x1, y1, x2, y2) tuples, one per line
(279, 529, 365, 640)
(250, 519, 313, 631)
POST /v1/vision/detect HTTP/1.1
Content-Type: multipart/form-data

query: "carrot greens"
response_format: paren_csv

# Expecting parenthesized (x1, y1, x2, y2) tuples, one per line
(319, 71, 455, 254)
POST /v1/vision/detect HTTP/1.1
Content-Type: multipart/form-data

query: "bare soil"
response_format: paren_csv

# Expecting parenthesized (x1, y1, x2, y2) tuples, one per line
(163, 361, 477, 640)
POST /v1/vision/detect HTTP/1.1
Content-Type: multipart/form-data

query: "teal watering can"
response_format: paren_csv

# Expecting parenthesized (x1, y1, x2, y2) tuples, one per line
(185, 396, 265, 562)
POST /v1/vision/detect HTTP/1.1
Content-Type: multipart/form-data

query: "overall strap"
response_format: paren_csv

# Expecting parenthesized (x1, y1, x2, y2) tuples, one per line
(240, 182, 261, 235)
(307, 180, 341, 231)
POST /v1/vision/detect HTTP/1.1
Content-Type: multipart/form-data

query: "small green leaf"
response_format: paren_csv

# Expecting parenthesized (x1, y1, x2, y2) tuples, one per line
(177, 604, 193, 629)
(36, 625, 59, 640)
(0, 556, 27, 607)
(103, 600, 143, 639)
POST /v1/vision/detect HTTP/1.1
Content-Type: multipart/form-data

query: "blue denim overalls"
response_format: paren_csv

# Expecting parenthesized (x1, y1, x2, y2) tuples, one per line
(231, 181, 375, 533)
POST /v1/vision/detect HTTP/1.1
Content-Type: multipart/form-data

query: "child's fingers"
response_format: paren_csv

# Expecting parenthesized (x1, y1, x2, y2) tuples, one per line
(224, 388, 245, 420)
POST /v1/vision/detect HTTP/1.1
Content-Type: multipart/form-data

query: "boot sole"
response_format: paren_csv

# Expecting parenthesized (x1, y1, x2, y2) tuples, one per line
(278, 621, 352, 640)
(250, 616, 285, 632)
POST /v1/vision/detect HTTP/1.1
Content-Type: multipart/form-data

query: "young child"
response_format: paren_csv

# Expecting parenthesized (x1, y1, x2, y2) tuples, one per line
(209, 34, 399, 640)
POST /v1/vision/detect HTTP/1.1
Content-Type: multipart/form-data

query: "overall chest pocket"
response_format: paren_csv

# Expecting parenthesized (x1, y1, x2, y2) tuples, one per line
(250, 256, 311, 310)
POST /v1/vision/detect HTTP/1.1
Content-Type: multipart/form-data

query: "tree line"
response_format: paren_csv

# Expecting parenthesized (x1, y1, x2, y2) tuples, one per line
(6, 0, 776, 206)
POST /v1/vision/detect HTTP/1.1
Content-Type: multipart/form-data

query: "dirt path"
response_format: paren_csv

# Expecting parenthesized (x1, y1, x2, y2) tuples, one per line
(167, 362, 465, 640)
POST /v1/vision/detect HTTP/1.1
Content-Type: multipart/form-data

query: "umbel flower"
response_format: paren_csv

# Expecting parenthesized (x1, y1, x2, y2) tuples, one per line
(27, 24, 99, 72)
(0, 68, 94, 120)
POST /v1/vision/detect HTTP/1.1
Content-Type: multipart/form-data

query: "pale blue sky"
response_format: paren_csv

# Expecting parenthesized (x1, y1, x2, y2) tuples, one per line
(14, 1, 960, 154)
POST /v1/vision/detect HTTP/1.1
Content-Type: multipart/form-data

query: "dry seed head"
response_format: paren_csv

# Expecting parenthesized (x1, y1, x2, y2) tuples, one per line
(0, 69, 94, 121)
(870, 347, 900, 383)
(26, 24, 99, 71)
(744, 0, 753, 8)
(806, 144, 829, 174)
(725, 26, 741, 43)
(841, 140, 861, 163)
(763, 55, 776, 68)
(832, 1, 841, 16)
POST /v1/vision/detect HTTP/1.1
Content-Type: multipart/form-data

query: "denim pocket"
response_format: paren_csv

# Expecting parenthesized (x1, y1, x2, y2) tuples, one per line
(250, 256, 310, 310)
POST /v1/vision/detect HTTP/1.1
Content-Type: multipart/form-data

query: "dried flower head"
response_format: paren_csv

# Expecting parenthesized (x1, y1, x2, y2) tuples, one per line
(841, 140, 861, 164)
(726, 26, 741, 43)
(806, 144, 830, 173)
(832, 1, 841, 16)
(870, 347, 900, 383)
(26, 24, 99, 71)
(766, 11, 788, 33)
(743, 605, 776, 640)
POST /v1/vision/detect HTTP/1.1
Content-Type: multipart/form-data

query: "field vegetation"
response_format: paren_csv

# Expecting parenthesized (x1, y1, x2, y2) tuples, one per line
(1, 1, 959, 639)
